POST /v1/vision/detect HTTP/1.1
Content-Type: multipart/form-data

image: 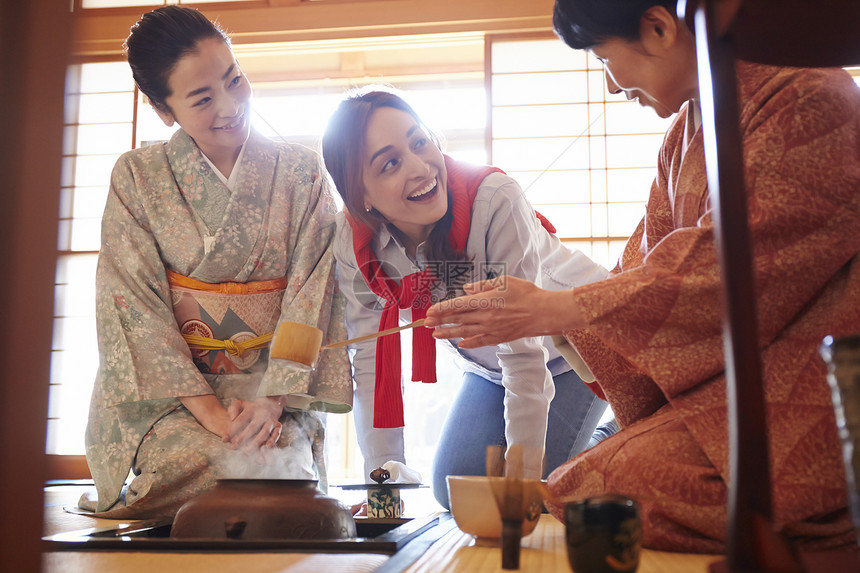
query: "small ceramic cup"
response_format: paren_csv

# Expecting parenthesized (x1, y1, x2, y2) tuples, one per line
(366, 485, 401, 519)
(564, 494, 642, 573)
(446, 476, 543, 545)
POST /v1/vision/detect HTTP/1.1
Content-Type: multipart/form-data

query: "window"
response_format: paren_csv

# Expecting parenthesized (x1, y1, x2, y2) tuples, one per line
(49, 62, 135, 457)
(50, 32, 668, 484)
(489, 36, 672, 267)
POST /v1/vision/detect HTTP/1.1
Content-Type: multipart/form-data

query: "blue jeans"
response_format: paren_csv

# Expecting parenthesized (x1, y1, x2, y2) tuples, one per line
(431, 369, 606, 509)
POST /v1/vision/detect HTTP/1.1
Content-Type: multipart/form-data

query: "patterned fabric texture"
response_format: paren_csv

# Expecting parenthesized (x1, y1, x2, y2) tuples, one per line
(548, 63, 860, 552)
(82, 128, 352, 516)
(171, 284, 284, 375)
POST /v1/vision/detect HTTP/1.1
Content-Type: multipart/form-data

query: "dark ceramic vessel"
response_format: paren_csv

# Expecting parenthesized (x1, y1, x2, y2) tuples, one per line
(564, 494, 641, 573)
(170, 479, 356, 540)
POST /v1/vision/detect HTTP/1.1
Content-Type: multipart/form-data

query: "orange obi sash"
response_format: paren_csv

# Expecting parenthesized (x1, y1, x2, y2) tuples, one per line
(167, 270, 287, 375)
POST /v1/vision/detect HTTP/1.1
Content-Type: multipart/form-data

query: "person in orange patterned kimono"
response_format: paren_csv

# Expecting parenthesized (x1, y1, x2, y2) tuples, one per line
(425, 0, 860, 553)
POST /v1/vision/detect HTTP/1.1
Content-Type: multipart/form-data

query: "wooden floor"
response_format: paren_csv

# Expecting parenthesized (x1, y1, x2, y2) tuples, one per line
(42, 484, 723, 572)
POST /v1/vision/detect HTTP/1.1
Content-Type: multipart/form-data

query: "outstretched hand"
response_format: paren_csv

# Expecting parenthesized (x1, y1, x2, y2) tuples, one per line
(423, 275, 584, 348)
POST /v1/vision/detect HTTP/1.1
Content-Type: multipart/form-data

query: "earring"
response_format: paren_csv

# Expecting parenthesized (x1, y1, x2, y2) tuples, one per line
(365, 205, 372, 213)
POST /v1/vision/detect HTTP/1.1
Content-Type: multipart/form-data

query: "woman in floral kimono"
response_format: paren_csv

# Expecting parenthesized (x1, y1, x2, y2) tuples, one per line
(79, 6, 352, 518)
(426, 0, 860, 553)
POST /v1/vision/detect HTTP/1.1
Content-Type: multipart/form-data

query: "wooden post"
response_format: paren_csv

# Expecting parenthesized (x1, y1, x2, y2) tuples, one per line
(0, 1, 69, 571)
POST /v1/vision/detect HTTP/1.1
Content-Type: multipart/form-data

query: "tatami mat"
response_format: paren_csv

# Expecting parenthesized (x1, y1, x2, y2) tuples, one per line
(42, 483, 726, 572)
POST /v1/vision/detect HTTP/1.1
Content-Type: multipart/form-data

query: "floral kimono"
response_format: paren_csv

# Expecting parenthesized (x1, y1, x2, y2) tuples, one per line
(547, 63, 860, 552)
(81, 128, 352, 517)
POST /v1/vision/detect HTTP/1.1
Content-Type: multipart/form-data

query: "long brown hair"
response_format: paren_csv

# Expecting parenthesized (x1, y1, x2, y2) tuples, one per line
(321, 87, 466, 267)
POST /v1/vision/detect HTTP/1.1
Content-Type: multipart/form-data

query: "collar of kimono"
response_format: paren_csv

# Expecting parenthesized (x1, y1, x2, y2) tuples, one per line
(346, 154, 503, 428)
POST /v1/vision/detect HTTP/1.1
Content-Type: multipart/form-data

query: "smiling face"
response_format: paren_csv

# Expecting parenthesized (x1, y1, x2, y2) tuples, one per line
(590, 6, 698, 118)
(156, 36, 252, 174)
(361, 106, 448, 250)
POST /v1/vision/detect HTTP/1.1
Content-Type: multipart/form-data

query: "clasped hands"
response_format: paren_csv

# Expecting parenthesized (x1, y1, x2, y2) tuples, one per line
(222, 396, 284, 451)
(180, 393, 286, 464)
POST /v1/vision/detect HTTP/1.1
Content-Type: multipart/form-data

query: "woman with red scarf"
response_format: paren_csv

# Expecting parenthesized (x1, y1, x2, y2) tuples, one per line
(322, 88, 611, 508)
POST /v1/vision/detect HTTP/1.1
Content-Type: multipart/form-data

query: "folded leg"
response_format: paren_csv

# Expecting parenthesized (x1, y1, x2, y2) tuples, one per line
(546, 405, 728, 553)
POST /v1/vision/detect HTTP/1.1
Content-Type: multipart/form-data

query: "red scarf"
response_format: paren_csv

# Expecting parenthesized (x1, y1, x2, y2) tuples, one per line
(347, 155, 555, 428)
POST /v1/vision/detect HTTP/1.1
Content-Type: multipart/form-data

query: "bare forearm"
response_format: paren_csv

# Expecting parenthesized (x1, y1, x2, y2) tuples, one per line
(179, 394, 230, 438)
(535, 288, 586, 335)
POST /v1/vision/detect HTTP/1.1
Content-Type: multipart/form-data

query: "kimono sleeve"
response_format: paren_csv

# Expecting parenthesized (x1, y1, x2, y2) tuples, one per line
(93, 155, 214, 409)
(568, 67, 860, 402)
(85, 154, 214, 510)
(257, 175, 352, 412)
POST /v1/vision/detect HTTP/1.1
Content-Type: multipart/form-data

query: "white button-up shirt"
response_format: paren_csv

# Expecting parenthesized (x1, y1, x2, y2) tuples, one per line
(333, 172, 608, 478)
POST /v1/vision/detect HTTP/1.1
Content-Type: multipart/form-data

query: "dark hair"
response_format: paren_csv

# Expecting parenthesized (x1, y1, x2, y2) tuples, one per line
(124, 6, 230, 111)
(553, 0, 676, 49)
(321, 87, 465, 267)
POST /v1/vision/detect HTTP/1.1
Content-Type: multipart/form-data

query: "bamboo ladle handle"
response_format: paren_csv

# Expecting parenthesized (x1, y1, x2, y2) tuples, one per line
(320, 319, 426, 351)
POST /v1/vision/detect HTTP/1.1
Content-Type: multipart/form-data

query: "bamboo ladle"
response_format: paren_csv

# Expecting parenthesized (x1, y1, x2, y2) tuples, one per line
(270, 319, 426, 370)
